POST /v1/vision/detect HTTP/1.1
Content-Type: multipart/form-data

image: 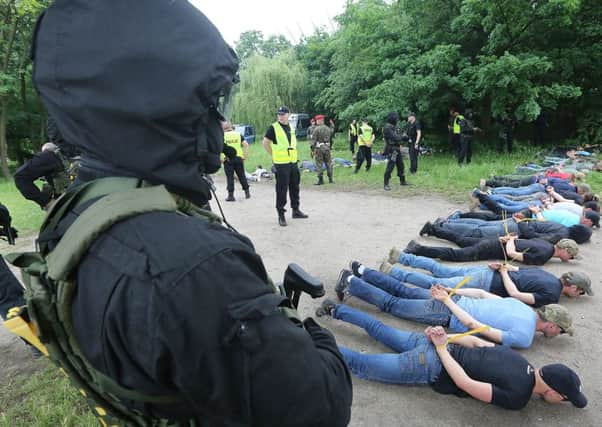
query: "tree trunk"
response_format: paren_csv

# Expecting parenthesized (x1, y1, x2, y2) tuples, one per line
(0, 100, 11, 178)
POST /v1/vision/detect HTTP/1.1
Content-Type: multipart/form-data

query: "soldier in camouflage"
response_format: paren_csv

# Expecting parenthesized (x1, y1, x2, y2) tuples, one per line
(311, 115, 334, 185)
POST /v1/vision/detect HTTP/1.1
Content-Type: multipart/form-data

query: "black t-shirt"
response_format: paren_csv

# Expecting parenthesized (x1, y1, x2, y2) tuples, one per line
(432, 345, 535, 410)
(408, 120, 422, 143)
(558, 191, 584, 205)
(489, 268, 562, 307)
(518, 221, 568, 244)
(264, 123, 292, 144)
(512, 239, 555, 265)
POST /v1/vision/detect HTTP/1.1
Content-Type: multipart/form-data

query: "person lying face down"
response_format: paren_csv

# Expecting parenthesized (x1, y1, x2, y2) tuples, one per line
(333, 266, 574, 349)
(316, 302, 587, 411)
(381, 252, 593, 306)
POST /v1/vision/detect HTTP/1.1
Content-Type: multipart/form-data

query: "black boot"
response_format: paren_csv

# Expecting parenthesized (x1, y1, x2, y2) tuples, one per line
(400, 176, 408, 186)
(278, 212, 287, 227)
(314, 176, 324, 185)
(328, 174, 334, 183)
(226, 192, 235, 202)
(292, 209, 308, 219)
(244, 189, 251, 199)
(384, 180, 391, 191)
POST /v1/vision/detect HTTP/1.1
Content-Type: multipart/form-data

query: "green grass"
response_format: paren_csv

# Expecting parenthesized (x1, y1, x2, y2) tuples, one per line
(0, 179, 46, 235)
(0, 137, 600, 426)
(0, 363, 97, 427)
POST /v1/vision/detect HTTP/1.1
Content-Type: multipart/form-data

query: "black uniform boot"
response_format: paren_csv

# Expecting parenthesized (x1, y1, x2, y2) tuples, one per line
(278, 212, 287, 227)
(292, 209, 308, 219)
(384, 180, 391, 191)
(244, 189, 251, 199)
(400, 176, 409, 186)
(314, 176, 324, 185)
(328, 174, 334, 183)
(226, 192, 235, 201)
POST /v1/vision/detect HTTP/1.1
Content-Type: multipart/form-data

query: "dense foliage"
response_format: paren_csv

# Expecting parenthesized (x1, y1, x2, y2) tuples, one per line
(234, 0, 601, 147)
(1, 0, 601, 177)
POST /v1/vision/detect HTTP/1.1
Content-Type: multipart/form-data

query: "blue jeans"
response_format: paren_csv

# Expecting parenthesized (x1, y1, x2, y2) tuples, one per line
(442, 218, 519, 238)
(390, 253, 494, 291)
(348, 276, 452, 325)
(491, 183, 544, 197)
(334, 304, 442, 385)
(362, 268, 431, 299)
(481, 194, 543, 213)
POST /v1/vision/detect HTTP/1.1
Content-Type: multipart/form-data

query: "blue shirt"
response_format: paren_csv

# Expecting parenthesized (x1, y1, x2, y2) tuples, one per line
(449, 297, 536, 349)
(538, 209, 580, 227)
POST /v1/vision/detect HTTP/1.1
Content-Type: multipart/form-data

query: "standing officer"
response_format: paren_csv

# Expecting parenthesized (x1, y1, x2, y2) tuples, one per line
(13, 2, 352, 426)
(13, 142, 70, 210)
(348, 118, 358, 155)
(449, 107, 463, 157)
(457, 109, 480, 165)
(307, 117, 317, 141)
(354, 117, 374, 173)
(263, 106, 308, 226)
(383, 112, 408, 190)
(222, 121, 250, 201)
(311, 115, 334, 185)
(407, 112, 422, 174)
(328, 118, 336, 148)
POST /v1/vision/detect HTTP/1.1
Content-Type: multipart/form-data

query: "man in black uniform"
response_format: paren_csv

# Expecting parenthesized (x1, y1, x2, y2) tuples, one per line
(263, 106, 308, 226)
(13, 142, 65, 210)
(348, 118, 358, 155)
(0, 203, 23, 324)
(407, 112, 422, 174)
(457, 109, 480, 165)
(29, 1, 351, 425)
(383, 111, 408, 191)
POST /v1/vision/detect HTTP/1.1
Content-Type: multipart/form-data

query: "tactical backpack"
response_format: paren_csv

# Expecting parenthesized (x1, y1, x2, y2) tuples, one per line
(4, 177, 324, 427)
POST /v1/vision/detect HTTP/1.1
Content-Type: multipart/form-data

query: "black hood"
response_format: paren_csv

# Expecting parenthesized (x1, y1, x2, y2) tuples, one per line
(32, 0, 239, 203)
(386, 112, 399, 125)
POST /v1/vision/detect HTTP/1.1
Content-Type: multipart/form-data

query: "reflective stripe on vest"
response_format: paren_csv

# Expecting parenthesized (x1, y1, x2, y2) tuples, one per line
(224, 131, 244, 158)
(271, 122, 298, 164)
(453, 115, 464, 134)
(349, 123, 357, 136)
(358, 124, 373, 146)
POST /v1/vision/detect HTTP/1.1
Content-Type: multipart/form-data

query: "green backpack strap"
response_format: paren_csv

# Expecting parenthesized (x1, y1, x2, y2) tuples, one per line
(46, 184, 178, 281)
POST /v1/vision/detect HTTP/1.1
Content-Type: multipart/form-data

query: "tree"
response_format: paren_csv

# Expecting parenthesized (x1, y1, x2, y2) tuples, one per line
(235, 31, 292, 63)
(1, 0, 47, 178)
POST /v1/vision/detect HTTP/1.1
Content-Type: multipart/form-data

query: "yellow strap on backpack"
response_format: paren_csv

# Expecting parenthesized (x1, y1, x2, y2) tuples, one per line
(3, 307, 49, 356)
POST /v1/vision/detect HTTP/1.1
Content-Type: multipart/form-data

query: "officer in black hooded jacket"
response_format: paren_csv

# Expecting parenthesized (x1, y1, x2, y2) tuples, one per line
(383, 111, 408, 190)
(31, 1, 352, 425)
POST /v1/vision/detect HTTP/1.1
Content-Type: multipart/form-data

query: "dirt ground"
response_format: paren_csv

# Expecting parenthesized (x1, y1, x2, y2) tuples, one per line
(1, 174, 601, 426)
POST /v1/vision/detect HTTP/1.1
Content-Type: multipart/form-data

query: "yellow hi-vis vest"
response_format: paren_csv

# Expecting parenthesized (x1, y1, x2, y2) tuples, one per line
(358, 124, 373, 146)
(271, 122, 298, 164)
(453, 115, 464, 134)
(349, 123, 358, 136)
(224, 131, 244, 158)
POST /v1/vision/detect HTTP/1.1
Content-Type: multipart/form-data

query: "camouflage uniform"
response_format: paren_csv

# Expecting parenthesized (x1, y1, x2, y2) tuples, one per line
(312, 124, 334, 183)
(307, 124, 317, 141)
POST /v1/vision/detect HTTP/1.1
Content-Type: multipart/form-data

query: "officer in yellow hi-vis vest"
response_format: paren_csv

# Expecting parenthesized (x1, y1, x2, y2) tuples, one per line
(222, 121, 250, 201)
(348, 119, 358, 155)
(448, 107, 463, 158)
(354, 117, 375, 173)
(262, 106, 308, 226)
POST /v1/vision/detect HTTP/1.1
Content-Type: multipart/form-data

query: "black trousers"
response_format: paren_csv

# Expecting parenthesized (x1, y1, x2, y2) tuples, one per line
(408, 143, 419, 173)
(349, 136, 358, 154)
(384, 149, 405, 185)
(413, 233, 503, 262)
(451, 134, 461, 156)
(458, 137, 472, 164)
(224, 157, 249, 193)
(355, 146, 372, 171)
(0, 255, 25, 320)
(274, 162, 300, 213)
(459, 211, 502, 221)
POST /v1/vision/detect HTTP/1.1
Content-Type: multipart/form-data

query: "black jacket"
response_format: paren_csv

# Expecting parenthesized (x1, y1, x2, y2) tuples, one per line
(62, 206, 352, 426)
(518, 221, 568, 244)
(383, 123, 407, 152)
(14, 151, 63, 208)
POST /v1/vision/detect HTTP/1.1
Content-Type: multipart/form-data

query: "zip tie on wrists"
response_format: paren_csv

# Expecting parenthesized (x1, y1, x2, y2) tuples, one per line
(446, 325, 490, 345)
(445, 276, 471, 301)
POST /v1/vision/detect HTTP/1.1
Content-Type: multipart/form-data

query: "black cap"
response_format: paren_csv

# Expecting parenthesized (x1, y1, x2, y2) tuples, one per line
(278, 106, 290, 115)
(585, 210, 600, 228)
(541, 364, 587, 408)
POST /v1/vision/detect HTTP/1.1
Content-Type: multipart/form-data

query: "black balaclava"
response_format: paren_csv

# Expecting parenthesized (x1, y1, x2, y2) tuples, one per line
(386, 112, 399, 125)
(32, 0, 239, 206)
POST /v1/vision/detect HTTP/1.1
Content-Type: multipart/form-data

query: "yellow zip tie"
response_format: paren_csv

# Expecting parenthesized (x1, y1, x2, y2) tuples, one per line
(447, 276, 471, 298)
(447, 325, 490, 344)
